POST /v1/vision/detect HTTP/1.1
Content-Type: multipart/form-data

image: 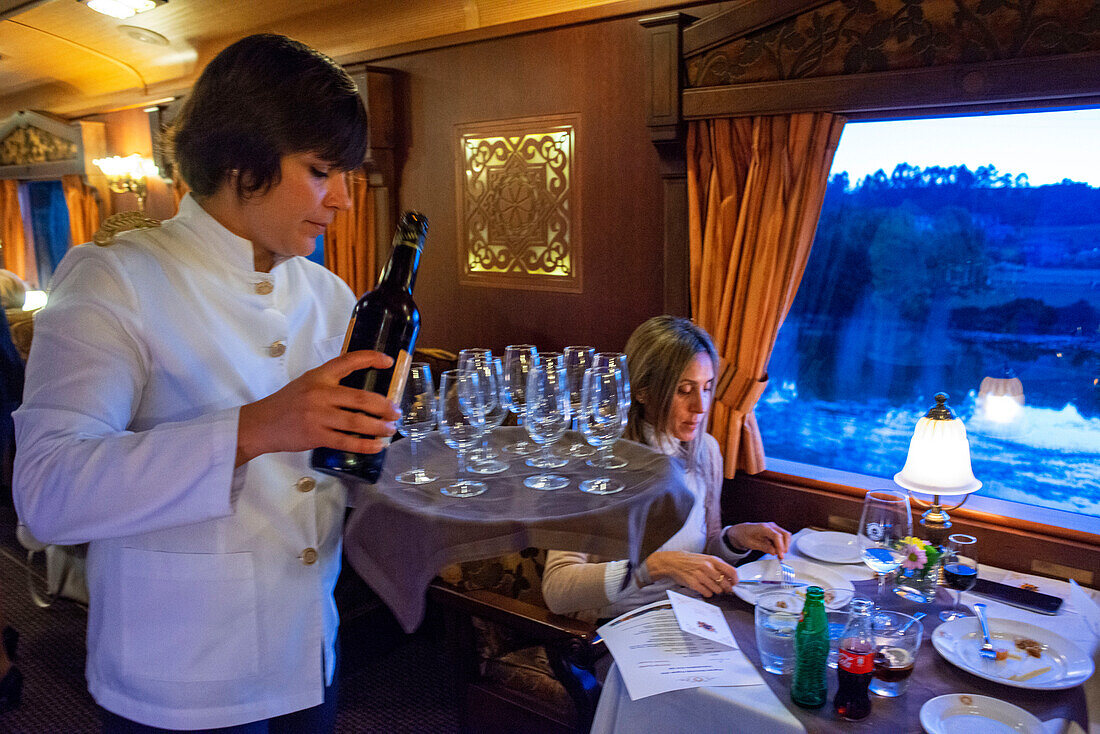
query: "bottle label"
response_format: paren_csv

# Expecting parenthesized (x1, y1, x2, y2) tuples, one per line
(838, 648, 873, 674)
(387, 349, 413, 404)
(339, 315, 356, 355)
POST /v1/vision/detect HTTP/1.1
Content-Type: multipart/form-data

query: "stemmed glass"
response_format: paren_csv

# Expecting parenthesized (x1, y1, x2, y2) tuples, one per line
(394, 362, 438, 485)
(940, 533, 978, 621)
(562, 346, 596, 458)
(590, 352, 630, 468)
(523, 354, 570, 490)
(458, 351, 508, 474)
(502, 344, 538, 455)
(857, 489, 912, 600)
(437, 369, 487, 498)
(578, 365, 627, 494)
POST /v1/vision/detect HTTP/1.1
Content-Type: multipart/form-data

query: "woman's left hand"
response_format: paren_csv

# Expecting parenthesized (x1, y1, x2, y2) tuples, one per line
(727, 522, 792, 558)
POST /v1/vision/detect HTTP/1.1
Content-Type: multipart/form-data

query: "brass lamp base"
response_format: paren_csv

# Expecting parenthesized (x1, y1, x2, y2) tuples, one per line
(911, 493, 970, 547)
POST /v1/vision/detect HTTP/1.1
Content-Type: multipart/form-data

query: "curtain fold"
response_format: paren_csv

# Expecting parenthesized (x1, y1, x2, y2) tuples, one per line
(0, 180, 30, 282)
(687, 113, 846, 477)
(60, 174, 102, 246)
(323, 170, 375, 296)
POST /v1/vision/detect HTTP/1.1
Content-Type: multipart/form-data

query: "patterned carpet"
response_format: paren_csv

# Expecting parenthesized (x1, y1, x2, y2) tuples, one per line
(0, 506, 461, 734)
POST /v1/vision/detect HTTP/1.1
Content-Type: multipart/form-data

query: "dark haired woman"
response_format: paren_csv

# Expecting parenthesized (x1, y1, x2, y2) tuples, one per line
(542, 316, 791, 622)
(14, 35, 397, 732)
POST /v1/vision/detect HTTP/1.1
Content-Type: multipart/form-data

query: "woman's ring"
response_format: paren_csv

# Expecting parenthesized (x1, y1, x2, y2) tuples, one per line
(715, 575, 726, 584)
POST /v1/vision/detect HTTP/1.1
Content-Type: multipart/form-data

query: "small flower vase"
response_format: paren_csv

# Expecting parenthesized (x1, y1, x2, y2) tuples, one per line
(893, 540, 944, 604)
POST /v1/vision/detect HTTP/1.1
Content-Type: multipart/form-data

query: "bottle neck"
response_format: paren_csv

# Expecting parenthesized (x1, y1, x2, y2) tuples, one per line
(377, 241, 420, 293)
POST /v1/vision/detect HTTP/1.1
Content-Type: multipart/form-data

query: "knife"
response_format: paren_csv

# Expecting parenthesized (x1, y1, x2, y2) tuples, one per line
(736, 579, 809, 587)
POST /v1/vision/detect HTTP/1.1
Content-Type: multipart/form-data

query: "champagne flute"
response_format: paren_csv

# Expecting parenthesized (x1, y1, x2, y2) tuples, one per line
(562, 346, 596, 458)
(395, 362, 438, 485)
(940, 534, 978, 622)
(461, 353, 508, 475)
(437, 369, 487, 498)
(502, 344, 538, 455)
(578, 365, 627, 494)
(857, 489, 912, 600)
(524, 354, 570, 490)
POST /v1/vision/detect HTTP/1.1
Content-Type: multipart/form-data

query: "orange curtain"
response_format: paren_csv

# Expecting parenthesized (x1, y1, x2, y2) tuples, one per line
(0, 180, 30, 281)
(687, 113, 846, 477)
(61, 174, 103, 246)
(323, 170, 375, 296)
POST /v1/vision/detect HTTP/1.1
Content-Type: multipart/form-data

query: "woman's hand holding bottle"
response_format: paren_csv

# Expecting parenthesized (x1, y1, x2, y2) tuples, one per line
(236, 350, 400, 466)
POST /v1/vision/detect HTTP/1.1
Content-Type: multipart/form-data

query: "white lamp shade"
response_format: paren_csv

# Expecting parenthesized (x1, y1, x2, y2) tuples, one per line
(894, 413, 982, 496)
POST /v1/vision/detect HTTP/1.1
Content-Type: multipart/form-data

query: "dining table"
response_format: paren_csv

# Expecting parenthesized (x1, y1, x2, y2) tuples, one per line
(591, 527, 1098, 733)
(342, 426, 696, 632)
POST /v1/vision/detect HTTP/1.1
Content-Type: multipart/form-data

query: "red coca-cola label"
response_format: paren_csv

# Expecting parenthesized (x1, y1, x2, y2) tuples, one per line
(838, 648, 873, 674)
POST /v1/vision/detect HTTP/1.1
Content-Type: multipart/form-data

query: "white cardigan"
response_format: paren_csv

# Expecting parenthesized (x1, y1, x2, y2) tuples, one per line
(14, 195, 355, 729)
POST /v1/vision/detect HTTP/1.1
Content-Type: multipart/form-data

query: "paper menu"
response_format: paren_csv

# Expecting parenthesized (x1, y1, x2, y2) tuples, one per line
(597, 598, 763, 700)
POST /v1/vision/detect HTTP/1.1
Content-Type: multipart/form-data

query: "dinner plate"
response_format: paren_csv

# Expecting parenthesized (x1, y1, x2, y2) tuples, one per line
(931, 615, 1094, 690)
(732, 558, 854, 609)
(920, 693, 1043, 734)
(796, 530, 862, 564)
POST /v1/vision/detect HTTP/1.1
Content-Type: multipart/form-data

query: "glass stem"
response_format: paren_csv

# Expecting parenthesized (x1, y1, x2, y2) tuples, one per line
(411, 435, 420, 473)
(457, 447, 466, 478)
(877, 573, 886, 599)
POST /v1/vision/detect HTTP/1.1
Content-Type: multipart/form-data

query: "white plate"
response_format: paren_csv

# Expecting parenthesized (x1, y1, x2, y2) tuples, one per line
(796, 530, 862, 564)
(932, 615, 1094, 690)
(920, 693, 1043, 734)
(733, 558, 855, 609)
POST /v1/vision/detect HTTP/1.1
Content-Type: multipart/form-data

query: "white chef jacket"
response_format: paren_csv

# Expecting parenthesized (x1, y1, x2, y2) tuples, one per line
(13, 194, 356, 729)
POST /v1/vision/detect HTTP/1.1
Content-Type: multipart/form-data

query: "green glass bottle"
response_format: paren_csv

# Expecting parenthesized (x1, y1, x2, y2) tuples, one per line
(791, 585, 829, 709)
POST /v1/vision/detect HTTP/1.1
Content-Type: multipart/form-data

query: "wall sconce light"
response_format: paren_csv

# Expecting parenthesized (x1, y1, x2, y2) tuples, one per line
(893, 392, 982, 546)
(93, 154, 160, 211)
(79, 0, 167, 20)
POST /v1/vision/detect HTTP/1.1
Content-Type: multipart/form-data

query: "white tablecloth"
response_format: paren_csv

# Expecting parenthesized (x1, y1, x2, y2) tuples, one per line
(591, 528, 1100, 734)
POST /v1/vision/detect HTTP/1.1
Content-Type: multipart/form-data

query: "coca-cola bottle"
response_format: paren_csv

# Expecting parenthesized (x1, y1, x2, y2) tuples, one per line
(834, 597, 874, 720)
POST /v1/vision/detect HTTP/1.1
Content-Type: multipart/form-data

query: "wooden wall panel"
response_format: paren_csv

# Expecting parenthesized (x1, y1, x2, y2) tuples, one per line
(379, 18, 667, 354)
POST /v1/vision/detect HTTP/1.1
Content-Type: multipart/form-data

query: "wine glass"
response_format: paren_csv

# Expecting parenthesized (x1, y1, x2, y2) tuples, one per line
(458, 351, 508, 474)
(502, 344, 538, 455)
(394, 362, 438, 485)
(940, 533, 978, 622)
(523, 354, 570, 490)
(594, 352, 631, 411)
(857, 489, 912, 600)
(437, 369, 487, 498)
(562, 346, 596, 458)
(578, 365, 627, 494)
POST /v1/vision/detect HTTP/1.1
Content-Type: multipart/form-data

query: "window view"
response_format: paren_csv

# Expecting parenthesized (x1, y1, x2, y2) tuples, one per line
(758, 109, 1100, 524)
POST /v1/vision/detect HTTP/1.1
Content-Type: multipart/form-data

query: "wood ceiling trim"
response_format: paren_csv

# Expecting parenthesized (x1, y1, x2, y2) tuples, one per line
(338, 0, 704, 65)
(681, 0, 832, 57)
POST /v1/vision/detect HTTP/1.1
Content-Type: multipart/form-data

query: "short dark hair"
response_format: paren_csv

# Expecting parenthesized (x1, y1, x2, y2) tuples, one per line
(168, 34, 367, 198)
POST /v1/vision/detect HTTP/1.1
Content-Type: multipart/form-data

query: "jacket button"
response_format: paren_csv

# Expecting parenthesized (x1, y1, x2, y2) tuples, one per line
(269, 340, 286, 358)
(255, 280, 274, 295)
(301, 548, 318, 565)
(296, 477, 316, 493)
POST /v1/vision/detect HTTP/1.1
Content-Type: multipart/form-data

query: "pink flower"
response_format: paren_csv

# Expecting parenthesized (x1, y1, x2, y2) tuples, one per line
(901, 543, 928, 571)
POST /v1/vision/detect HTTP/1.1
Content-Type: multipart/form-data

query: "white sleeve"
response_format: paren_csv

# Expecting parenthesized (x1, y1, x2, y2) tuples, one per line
(13, 251, 236, 545)
(602, 559, 632, 602)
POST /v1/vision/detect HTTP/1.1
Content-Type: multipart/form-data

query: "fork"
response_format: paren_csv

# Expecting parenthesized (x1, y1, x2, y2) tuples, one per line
(778, 560, 795, 590)
(972, 602, 998, 660)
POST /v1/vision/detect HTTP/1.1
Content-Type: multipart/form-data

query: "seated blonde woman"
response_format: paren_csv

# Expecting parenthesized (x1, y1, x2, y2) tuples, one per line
(542, 316, 791, 623)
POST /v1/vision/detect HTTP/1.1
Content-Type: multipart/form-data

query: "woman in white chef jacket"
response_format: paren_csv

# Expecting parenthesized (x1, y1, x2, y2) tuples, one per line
(12, 34, 397, 733)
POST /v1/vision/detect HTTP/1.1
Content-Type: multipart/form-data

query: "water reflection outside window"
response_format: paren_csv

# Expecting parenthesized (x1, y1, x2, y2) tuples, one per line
(758, 110, 1100, 521)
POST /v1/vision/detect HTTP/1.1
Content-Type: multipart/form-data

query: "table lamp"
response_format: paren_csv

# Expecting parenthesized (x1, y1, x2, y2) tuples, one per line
(893, 393, 981, 546)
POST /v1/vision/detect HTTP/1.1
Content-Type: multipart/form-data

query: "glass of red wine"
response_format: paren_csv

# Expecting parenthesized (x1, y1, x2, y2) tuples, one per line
(939, 533, 978, 622)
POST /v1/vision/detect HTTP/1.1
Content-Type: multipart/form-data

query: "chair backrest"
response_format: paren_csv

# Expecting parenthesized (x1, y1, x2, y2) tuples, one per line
(438, 548, 548, 609)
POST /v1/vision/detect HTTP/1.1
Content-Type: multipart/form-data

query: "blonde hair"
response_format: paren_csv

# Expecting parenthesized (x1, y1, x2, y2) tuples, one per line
(623, 316, 718, 470)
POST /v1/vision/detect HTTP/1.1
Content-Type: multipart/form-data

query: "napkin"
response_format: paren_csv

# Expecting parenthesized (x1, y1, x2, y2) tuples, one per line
(1040, 719, 1086, 734)
(1067, 579, 1100, 638)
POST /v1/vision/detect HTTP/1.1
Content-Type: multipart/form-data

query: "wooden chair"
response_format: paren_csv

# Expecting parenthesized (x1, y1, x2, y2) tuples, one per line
(429, 549, 605, 734)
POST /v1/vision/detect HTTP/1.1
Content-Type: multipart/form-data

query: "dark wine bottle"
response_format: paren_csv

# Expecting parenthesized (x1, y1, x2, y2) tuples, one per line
(310, 211, 428, 482)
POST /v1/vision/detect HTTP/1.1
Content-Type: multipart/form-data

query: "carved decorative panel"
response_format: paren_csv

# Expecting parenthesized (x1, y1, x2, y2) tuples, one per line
(687, 0, 1100, 88)
(0, 125, 78, 166)
(456, 115, 580, 292)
